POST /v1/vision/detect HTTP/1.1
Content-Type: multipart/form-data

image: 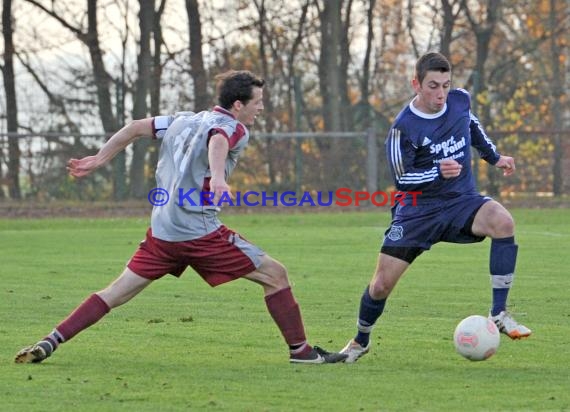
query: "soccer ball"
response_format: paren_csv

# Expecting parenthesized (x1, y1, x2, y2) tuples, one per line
(453, 315, 500, 361)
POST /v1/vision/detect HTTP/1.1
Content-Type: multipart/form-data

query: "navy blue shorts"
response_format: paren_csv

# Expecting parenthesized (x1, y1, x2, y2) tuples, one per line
(382, 193, 491, 251)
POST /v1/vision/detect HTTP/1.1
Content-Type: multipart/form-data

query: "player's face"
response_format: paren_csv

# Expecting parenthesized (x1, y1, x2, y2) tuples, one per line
(413, 71, 451, 114)
(237, 87, 264, 126)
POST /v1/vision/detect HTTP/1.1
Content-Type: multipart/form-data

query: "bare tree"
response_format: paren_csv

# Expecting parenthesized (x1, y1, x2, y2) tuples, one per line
(16, 54, 80, 133)
(359, 0, 375, 111)
(152, 0, 167, 115)
(339, 0, 354, 131)
(286, 0, 310, 132)
(23, 0, 120, 189)
(252, 0, 279, 186)
(112, 0, 131, 200)
(85, 0, 119, 132)
(462, 0, 501, 196)
(22, 0, 166, 199)
(1, 0, 21, 199)
(186, 0, 209, 111)
(4, 1, 568, 197)
(129, 0, 155, 198)
(439, 0, 462, 57)
(255, 0, 311, 189)
(317, 0, 342, 132)
(405, 0, 420, 57)
(549, 0, 566, 196)
(146, 0, 167, 191)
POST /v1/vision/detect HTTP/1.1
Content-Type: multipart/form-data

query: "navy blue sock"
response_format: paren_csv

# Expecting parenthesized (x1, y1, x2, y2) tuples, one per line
(491, 289, 509, 316)
(489, 236, 517, 316)
(355, 286, 386, 347)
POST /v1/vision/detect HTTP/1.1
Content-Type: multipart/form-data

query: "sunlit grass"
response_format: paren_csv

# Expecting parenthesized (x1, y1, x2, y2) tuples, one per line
(1, 209, 569, 411)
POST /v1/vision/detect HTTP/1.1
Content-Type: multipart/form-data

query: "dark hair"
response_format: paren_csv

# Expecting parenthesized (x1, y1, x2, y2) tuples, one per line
(215, 70, 265, 109)
(415, 52, 451, 84)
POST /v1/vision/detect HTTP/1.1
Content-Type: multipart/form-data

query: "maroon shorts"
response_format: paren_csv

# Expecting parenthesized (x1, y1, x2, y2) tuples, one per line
(127, 226, 263, 286)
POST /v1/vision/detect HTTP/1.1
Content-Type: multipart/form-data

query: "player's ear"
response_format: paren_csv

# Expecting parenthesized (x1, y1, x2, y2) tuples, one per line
(232, 100, 243, 112)
(411, 77, 421, 92)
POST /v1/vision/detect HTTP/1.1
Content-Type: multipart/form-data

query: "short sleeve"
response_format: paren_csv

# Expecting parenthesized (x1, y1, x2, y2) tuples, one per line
(153, 115, 173, 139)
(209, 124, 247, 149)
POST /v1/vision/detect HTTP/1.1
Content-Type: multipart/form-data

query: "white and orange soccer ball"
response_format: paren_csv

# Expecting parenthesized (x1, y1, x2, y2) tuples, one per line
(453, 315, 500, 361)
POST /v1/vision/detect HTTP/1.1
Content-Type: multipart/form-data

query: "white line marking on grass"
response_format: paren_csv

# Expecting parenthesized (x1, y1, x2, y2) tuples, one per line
(518, 231, 569, 237)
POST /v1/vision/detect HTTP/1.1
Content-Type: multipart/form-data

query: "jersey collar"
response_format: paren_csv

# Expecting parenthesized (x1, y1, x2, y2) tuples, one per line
(409, 97, 447, 119)
(213, 106, 236, 119)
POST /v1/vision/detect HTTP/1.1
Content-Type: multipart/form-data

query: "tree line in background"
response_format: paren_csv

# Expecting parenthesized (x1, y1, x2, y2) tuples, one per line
(0, 0, 568, 200)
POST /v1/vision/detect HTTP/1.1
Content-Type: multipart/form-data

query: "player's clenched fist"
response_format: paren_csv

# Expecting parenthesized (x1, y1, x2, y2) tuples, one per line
(439, 158, 462, 179)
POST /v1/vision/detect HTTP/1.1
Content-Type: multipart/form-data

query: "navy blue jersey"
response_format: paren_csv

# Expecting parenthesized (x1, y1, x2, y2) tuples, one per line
(385, 89, 500, 202)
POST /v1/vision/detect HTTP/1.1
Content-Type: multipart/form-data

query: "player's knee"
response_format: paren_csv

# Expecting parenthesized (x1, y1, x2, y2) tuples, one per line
(271, 262, 290, 289)
(492, 213, 515, 237)
(501, 218, 515, 237)
(96, 289, 119, 308)
(368, 277, 393, 299)
(479, 202, 515, 238)
(263, 259, 290, 289)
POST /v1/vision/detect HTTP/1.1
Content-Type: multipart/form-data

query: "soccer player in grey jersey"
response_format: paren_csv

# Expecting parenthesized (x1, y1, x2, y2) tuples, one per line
(340, 52, 531, 363)
(15, 70, 346, 365)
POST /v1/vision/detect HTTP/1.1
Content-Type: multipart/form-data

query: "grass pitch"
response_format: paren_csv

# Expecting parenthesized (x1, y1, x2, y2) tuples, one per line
(1, 209, 569, 411)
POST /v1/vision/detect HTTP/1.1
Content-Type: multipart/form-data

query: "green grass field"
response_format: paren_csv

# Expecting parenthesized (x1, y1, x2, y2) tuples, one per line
(1, 209, 569, 411)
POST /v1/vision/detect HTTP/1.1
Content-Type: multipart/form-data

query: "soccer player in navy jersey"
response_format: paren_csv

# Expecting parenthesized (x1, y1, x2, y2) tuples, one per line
(340, 52, 531, 363)
(15, 70, 346, 365)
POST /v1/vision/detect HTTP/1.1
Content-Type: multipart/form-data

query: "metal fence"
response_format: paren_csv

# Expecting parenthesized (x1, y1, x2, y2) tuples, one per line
(0, 129, 568, 201)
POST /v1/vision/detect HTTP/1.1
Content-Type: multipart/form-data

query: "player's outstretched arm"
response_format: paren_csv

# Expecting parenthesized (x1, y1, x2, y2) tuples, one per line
(67, 118, 154, 178)
(494, 155, 516, 176)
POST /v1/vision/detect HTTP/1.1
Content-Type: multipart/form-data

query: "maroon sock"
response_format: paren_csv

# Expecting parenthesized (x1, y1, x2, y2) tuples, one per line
(264, 287, 308, 349)
(55, 294, 111, 342)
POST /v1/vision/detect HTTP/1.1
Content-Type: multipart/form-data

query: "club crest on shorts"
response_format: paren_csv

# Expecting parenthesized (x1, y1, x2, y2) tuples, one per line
(387, 225, 404, 241)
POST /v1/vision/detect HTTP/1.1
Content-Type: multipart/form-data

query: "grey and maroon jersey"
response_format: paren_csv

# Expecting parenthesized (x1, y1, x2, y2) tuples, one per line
(150, 106, 249, 241)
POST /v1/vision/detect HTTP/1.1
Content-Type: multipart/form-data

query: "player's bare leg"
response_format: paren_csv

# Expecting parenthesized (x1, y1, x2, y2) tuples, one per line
(342, 253, 409, 363)
(245, 255, 347, 364)
(15, 268, 151, 363)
